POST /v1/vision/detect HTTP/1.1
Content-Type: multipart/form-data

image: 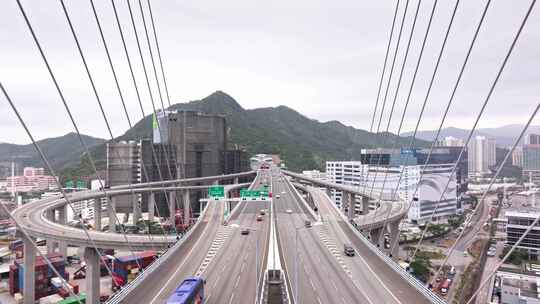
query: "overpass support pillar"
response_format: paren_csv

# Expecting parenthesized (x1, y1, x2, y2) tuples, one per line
(108, 196, 117, 233)
(169, 191, 177, 225)
(213, 180, 219, 186)
(57, 206, 68, 258)
(369, 227, 383, 248)
(21, 234, 35, 304)
(362, 196, 370, 215)
(234, 177, 239, 184)
(83, 247, 100, 304)
(93, 198, 102, 231)
(343, 191, 355, 220)
(45, 210, 55, 253)
(183, 190, 191, 227)
(148, 192, 155, 221)
(389, 221, 400, 259)
(133, 194, 141, 224)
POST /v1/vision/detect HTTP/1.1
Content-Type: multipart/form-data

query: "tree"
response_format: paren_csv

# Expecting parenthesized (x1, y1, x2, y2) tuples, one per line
(410, 255, 432, 282)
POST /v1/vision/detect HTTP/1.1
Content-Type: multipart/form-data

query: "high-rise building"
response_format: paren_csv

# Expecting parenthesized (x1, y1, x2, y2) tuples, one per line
(325, 161, 458, 224)
(512, 146, 523, 168)
(523, 144, 540, 184)
(154, 110, 227, 178)
(221, 149, 249, 175)
(468, 136, 496, 177)
(525, 134, 540, 145)
(6, 167, 57, 193)
(437, 136, 464, 147)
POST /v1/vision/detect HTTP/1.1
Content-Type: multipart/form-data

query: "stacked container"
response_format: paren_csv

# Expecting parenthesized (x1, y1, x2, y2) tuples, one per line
(9, 253, 69, 301)
(111, 251, 156, 289)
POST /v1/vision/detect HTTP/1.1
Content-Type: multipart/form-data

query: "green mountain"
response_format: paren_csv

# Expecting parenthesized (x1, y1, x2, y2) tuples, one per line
(119, 91, 428, 170)
(0, 132, 105, 171)
(1, 91, 428, 177)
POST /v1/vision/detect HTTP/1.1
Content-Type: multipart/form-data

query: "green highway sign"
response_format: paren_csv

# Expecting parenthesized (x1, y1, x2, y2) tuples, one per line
(65, 180, 74, 188)
(76, 180, 87, 189)
(208, 185, 225, 199)
(240, 188, 270, 199)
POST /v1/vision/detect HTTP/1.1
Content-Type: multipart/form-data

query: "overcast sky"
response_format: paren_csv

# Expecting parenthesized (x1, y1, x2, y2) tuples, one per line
(1, 0, 539, 144)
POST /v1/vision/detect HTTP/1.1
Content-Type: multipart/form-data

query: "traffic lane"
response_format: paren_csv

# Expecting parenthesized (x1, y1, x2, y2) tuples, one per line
(135, 202, 224, 304)
(312, 188, 431, 303)
(205, 201, 268, 304)
(312, 190, 401, 304)
(120, 202, 220, 303)
(337, 220, 431, 304)
(276, 191, 370, 304)
(285, 194, 371, 303)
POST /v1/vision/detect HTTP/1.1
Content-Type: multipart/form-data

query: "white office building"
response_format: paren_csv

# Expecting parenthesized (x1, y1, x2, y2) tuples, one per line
(499, 271, 540, 304)
(326, 161, 458, 224)
(506, 209, 540, 258)
(468, 136, 497, 177)
(301, 170, 327, 181)
(438, 136, 464, 147)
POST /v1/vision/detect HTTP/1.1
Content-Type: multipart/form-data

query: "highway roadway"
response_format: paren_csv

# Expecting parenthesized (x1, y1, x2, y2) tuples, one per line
(307, 185, 432, 304)
(119, 176, 269, 304)
(273, 172, 374, 304)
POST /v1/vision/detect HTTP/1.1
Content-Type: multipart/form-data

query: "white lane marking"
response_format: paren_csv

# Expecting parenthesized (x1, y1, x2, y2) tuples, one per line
(150, 205, 218, 304)
(228, 292, 235, 304)
(197, 226, 233, 276)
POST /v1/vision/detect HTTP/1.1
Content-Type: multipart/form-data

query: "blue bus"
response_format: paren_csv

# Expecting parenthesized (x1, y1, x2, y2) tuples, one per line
(166, 276, 205, 304)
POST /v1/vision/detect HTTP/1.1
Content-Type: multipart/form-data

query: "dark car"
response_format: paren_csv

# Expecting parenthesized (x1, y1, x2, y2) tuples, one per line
(304, 220, 312, 228)
(241, 228, 250, 235)
(344, 244, 355, 256)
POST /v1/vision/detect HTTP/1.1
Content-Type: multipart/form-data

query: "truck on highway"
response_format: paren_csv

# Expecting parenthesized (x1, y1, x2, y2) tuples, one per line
(166, 276, 205, 304)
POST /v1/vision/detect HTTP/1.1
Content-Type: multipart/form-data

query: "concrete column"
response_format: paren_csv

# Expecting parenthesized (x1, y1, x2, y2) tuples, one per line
(343, 191, 355, 220)
(389, 221, 400, 258)
(84, 247, 100, 304)
(108, 196, 117, 233)
(132, 194, 141, 224)
(57, 206, 67, 258)
(234, 177, 239, 184)
(169, 191, 177, 225)
(22, 234, 35, 304)
(369, 227, 383, 248)
(93, 198, 102, 231)
(213, 180, 219, 186)
(148, 192, 155, 221)
(45, 210, 55, 253)
(183, 190, 191, 226)
(362, 196, 370, 215)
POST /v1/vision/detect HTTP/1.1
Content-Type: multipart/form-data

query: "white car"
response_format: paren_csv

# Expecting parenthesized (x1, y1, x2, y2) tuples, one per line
(286, 209, 293, 214)
(281, 191, 286, 194)
(275, 194, 281, 199)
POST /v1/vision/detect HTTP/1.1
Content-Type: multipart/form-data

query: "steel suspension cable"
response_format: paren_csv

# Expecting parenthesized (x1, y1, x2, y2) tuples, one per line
(410, 0, 536, 263)
(60, 0, 152, 268)
(87, 0, 169, 247)
(363, 0, 410, 199)
(386, 0, 487, 256)
(126, 0, 185, 230)
(16, 0, 131, 278)
(466, 107, 540, 304)
(112, 0, 181, 237)
(436, 101, 540, 295)
(364, 0, 422, 227)
(1, 82, 82, 304)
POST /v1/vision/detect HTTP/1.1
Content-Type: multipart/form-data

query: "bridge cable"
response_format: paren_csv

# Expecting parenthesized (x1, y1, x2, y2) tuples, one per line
(15, 0, 133, 280)
(369, 0, 401, 134)
(121, 0, 184, 237)
(409, 0, 536, 265)
(360, 0, 421, 229)
(110, 0, 183, 241)
(87, 0, 170, 248)
(135, 0, 186, 222)
(384, 0, 485, 256)
(442, 101, 540, 302)
(125, 0, 186, 234)
(1, 82, 83, 304)
(365, 0, 437, 233)
(360, 0, 401, 199)
(361, 0, 410, 202)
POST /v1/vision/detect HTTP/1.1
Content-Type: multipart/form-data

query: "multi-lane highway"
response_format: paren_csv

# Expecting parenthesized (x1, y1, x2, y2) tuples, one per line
(272, 171, 375, 304)
(119, 175, 270, 304)
(308, 185, 432, 304)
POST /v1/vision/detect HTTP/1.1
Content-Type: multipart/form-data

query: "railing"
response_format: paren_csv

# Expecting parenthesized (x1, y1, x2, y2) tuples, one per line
(318, 190, 447, 304)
